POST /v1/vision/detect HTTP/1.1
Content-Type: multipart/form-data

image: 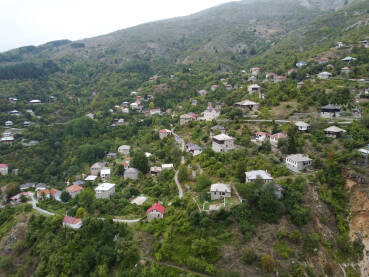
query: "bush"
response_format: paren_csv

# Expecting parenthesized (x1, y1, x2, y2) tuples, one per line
(260, 254, 275, 273)
(242, 248, 257, 265)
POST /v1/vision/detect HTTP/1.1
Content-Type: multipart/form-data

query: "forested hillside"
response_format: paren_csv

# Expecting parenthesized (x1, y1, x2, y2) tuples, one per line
(0, 0, 368, 276)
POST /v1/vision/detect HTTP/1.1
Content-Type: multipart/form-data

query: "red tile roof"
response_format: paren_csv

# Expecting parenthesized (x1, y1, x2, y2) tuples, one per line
(0, 164, 8, 168)
(256, 132, 270, 136)
(66, 184, 83, 193)
(146, 203, 165, 215)
(270, 133, 288, 140)
(62, 216, 81, 225)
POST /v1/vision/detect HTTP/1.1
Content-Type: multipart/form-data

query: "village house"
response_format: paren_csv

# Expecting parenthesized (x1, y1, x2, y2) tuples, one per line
(320, 104, 341, 118)
(198, 89, 207, 96)
(210, 183, 231, 201)
(324, 126, 346, 138)
(150, 108, 161, 116)
(37, 188, 60, 200)
(1, 136, 14, 144)
(341, 56, 356, 62)
(288, 68, 297, 76)
(5, 120, 13, 127)
(35, 183, 47, 191)
(9, 110, 20, 116)
(248, 84, 261, 95)
(162, 164, 174, 170)
(191, 99, 198, 106)
(317, 71, 332, 80)
(95, 183, 115, 199)
(210, 125, 226, 138)
(251, 67, 260, 76)
(100, 168, 111, 181)
(295, 121, 311, 132)
(235, 100, 259, 111)
(203, 103, 221, 121)
(20, 182, 35, 191)
(245, 170, 273, 183)
(159, 129, 172, 139)
(150, 166, 162, 176)
(0, 164, 8, 175)
(90, 162, 107, 176)
(85, 175, 97, 182)
(296, 61, 307, 68)
(66, 184, 83, 198)
(265, 72, 276, 80)
(270, 133, 288, 146)
(106, 152, 117, 160)
(341, 67, 350, 75)
(186, 143, 203, 156)
(225, 84, 233, 91)
(29, 99, 41, 104)
(255, 132, 270, 142)
(124, 168, 139, 180)
(360, 40, 368, 48)
(73, 180, 85, 186)
(211, 85, 218, 92)
(319, 57, 329, 64)
(248, 76, 257, 83)
(180, 113, 197, 125)
(62, 216, 82, 229)
(286, 154, 312, 172)
(274, 76, 286, 83)
(24, 121, 31, 127)
(86, 113, 95, 119)
(336, 41, 344, 48)
(118, 145, 131, 155)
(146, 203, 165, 222)
(8, 97, 18, 104)
(10, 192, 29, 205)
(297, 81, 304, 89)
(212, 134, 235, 153)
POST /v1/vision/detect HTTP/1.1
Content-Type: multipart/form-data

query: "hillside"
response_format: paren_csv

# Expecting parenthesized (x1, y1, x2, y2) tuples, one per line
(0, 0, 368, 276)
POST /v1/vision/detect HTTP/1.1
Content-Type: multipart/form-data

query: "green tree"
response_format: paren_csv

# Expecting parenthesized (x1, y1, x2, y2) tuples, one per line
(131, 151, 149, 174)
(76, 207, 87, 218)
(178, 165, 189, 183)
(61, 191, 71, 202)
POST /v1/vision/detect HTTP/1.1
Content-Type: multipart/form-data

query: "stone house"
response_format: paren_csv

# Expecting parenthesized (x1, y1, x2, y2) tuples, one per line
(324, 126, 346, 138)
(245, 170, 273, 183)
(66, 184, 83, 198)
(124, 168, 139, 180)
(118, 145, 131, 155)
(100, 168, 111, 181)
(210, 183, 231, 201)
(285, 154, 312, 172)
(212, 134, 235, 153)
(0, 164, 8, 176)
(90, 162, 107, 176)
(95, 183, 115, 199)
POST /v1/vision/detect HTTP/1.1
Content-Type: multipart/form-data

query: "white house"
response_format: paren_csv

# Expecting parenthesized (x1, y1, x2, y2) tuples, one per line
(118, 145, 131, 155)
(100, 168, 111, 181)
(251, 67, 260, 76)
(255, 132, 270, 142)
(317, 72, 332, 80)
(210, 183, 231, 200)
(150, 166, 162, 176)
(203, 103, 221, 121)
(0, 164, 8, 175)
(162, 164, 174, 170)
(245, 170, 273, 183)
(146, 203, 165, 222)
(212, 134, 235, 153)
(235, 100, 259, 111)
(186, 143, 203, 156)
(159, 129, 172, 139)
(5, 121, 13, 127)
(62, 216, 82, 229)
(324, 126, 346, 138)
(95, 183, 115, 199)
(286, 154, 312, 172)
(270, 133, 288, 146)
(29, 99, 41, 104)
(295, 121, 310, 132)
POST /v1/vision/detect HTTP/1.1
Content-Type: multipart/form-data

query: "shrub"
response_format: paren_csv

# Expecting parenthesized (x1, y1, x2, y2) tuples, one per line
(260, 254, 275, 273)
(242, 248, 258, 265)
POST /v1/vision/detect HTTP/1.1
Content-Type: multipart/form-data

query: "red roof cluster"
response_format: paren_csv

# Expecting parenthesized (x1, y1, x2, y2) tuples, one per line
(146, 203, 165, 215)
(66, 184, 83, 193)
(62, 216, 81, 224)
(0, 164, 8, 168)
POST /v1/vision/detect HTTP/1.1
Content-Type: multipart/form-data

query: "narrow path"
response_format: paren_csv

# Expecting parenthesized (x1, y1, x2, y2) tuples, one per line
(174, 169, 184, 199)
(143, 257, 211, 277)
(231, 184, 243, 203)
(28, 193, 55, 216)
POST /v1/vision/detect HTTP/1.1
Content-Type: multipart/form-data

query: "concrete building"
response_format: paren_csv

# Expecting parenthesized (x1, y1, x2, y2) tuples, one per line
(285, 154, 312, 172)
(0, 164, 8, 176)
(210, 183, 231, 200)
(100, 168, 111, 181)
(66, 184, 83, 198)
(90, 162, 107, 176)
(95, 183, 115, 199)
(124, 168, 139, 180)
(324, 126, 346, 138)
(62, 217, 82, 229)
(146, 203, 165, 222)
(245, 170, 273, 183)
(317, 72, 332, 80)
(321, 104, 341, 119)
(212, 134, 235, 153)
(235, 100, 259, 111)
(295, 121, 310, 132)
(118, 145, 131, 155)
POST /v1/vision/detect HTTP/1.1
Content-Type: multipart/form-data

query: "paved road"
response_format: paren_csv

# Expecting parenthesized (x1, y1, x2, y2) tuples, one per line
(242, 119, 352, 125)
(98, 217, 142, 223)
(28, 193, 55, 216)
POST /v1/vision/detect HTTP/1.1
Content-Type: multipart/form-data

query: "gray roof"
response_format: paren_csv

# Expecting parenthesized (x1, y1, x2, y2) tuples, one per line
(324, 126, 346, 133)
(245, 170, 273, 180)
(321, 104, 340, 110)
(210, 183, 231, 193)
(73, 180, 85, 186)
(286, 154, 312, 162)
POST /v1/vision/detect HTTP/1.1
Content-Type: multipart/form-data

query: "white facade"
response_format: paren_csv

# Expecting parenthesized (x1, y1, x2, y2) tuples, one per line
(317, 72, 332, 80)
(95, 183, 115, 199)
(0, 164, 8, 175)
(295, 121, 310, 132)
(210, 183, 231, 200)
(245, 170, 273, 183)
(212, 134, 235, 153)
(118, 145, 131, 155)
(203, 107, 221, 121)
(286, 154, 312, 172)
(100, 168, 111, 181)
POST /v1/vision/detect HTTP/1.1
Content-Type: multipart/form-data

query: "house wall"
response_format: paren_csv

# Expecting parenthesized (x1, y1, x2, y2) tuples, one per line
(63, 221, 82, 229)
(211, 191, 231, 200)
(90, 167, 102, 176)
(286, 159, 311, 172)
(320, 111, 340, 118)
(95, 187, 115, 199)
(68, 190, 81, 199)
(245, 177, 273, 184)
(212, 140, 235, 153)
(147, 211, 163, 222)
(0, 168, 8, 175)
